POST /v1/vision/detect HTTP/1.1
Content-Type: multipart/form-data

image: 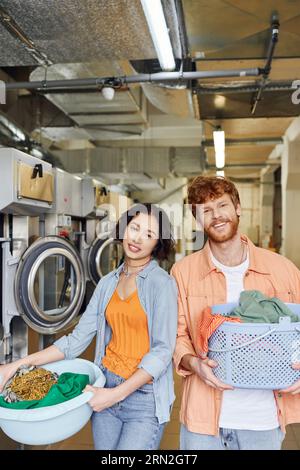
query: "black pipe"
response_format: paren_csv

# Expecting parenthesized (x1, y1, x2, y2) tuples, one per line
(251, 19, 280, 115)
(174, 0, 189, 59)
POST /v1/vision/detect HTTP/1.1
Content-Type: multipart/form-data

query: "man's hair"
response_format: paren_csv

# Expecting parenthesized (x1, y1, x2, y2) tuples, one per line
(188, 176, 240, 218)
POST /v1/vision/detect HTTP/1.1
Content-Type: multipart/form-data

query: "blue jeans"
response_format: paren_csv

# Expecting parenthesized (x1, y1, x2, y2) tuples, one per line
(180, 425, 285, 450)
(92, 366, 165, 450)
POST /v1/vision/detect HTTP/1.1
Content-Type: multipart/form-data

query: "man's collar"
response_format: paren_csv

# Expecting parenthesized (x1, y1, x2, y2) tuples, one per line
(198, 234, 271, 281)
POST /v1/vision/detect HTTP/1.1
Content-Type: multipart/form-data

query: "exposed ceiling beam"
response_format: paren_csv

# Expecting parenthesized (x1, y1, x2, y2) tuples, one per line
(195, 81, 296, 94)
(203, 137, 283, 147)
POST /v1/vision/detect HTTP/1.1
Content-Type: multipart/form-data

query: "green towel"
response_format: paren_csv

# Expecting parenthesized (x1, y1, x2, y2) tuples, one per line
(230, 290, 299, 323)
(0, 372, 90, 409)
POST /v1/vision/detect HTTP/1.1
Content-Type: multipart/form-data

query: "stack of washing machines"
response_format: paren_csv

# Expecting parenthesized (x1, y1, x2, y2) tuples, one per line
(0, 148, 123, 364)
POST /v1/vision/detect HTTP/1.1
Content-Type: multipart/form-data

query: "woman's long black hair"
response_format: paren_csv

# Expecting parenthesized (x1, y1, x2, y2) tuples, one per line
(114, 203, 175, 261)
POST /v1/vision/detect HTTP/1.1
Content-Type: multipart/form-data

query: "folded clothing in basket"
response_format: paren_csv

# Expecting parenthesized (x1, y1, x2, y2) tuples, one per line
(0, 371, 89, 409)
(197, 306, 241, 358)
(229, 290, 299, 323)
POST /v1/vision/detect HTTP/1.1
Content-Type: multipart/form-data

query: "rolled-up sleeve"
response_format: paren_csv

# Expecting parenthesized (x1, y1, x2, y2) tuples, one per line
(171, 264, 197, 377)
(54, 282, 101, 359)
(138, 277, 178, 380)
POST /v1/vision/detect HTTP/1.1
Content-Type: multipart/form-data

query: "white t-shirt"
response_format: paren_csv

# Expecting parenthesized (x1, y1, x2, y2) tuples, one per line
(210, 248, 279, 431)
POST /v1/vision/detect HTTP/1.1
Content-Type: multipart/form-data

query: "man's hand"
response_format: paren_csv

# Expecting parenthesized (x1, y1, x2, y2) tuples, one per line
(280, 362, 300, 394)
(84, 385, 122, 412)
(183, 355, 234, 391)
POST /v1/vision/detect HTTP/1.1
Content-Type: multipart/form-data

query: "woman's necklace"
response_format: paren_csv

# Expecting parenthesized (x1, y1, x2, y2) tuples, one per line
(122, 258, 152, 277)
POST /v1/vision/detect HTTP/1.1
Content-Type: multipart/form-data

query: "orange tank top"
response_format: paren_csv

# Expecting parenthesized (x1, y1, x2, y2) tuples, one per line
(102, 288, 150, 379)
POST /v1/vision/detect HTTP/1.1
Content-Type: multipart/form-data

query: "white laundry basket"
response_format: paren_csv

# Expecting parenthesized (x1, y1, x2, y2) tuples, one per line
(208, 303, 300, 389)
(0, 358, 105, 445)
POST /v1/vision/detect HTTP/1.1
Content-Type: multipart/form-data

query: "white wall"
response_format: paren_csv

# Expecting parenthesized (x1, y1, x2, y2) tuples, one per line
(236, 182, 261, 245)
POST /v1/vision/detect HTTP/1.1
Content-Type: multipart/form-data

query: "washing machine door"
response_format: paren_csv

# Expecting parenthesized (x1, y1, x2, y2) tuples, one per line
(88, 236, 124, 286)
(15, 236, 86, 334)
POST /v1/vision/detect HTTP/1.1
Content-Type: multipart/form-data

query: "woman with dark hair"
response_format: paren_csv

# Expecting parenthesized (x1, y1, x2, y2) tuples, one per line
(0, 203, 178, 450)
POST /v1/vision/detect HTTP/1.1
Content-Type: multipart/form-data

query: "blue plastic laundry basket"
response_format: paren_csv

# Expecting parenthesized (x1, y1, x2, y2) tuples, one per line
(0, 358, 105, 445)
(208, 302, 300, 389)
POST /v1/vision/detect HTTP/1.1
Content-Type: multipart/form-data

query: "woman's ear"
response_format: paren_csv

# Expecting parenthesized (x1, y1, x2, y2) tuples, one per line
(236, 204, 241, 218)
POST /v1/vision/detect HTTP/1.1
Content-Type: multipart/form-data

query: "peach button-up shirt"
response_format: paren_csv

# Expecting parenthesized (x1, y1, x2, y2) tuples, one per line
(171, 235, 300, 436)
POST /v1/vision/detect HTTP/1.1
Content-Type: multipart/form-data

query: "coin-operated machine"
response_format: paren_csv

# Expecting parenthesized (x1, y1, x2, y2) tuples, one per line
(0, 148, 86, 364)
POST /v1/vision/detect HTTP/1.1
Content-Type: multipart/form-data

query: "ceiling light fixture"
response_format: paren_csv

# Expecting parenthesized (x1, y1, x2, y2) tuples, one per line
(101, 86, 115, 101)
(214, 95, 226, 109)
(213, 128, 225, 169)
(140, 0, 176, 71)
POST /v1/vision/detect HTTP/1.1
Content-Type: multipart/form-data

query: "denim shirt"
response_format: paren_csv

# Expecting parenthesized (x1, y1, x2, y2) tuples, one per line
(54, 259, 178, 424)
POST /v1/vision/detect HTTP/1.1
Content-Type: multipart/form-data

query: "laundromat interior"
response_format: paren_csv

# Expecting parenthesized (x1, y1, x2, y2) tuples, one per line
(1, 0, 300, 450)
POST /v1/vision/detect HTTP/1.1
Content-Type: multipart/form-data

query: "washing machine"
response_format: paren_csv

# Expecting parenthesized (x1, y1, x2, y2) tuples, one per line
(83, 188, 124, 288)
(44, 170, 123, 289)
(84, 185, 134, 286)
(0, 148, 86, 363)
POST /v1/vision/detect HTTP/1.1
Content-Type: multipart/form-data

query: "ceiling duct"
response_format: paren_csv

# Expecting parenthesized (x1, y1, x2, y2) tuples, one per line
(172, 146, 206, 176)
(52, 147, 171, 186)
(29, 62, 148, 141)
(141, 83, 194, 117)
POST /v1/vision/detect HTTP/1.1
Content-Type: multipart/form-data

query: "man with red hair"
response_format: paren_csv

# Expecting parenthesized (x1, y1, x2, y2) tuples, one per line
(171, 175, 300, 450)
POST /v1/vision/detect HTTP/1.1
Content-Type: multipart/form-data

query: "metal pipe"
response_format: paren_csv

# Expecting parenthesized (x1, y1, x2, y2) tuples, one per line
(251, 19, 280, 114)
(174, 0, 189, 58)
(0, 6, 52, 66)
(195, 81, 294, 95)
(5, 68, 261, 92)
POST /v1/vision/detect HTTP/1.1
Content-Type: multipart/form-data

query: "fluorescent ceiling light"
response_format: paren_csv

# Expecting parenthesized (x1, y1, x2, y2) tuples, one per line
(216, 170, 225, 177)
(213, 129, 225, 169)
(140, 0, 176, 71)
(215, 150, 225, 169)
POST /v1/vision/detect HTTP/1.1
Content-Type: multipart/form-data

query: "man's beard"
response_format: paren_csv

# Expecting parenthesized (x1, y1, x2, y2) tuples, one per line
(205, 214, 239, 243)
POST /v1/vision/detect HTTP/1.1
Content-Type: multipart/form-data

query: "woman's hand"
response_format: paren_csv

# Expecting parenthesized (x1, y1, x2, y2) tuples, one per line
(0, 362, 19, 393)
(84, 385, 122, 412)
